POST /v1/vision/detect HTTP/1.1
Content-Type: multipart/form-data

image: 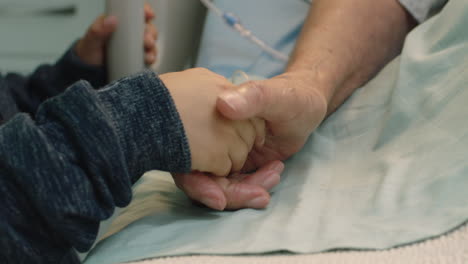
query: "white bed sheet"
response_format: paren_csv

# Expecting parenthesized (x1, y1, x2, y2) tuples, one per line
(129, 222, 468, 264)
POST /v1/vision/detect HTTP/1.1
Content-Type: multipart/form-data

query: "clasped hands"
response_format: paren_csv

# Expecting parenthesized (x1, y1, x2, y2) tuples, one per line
(75, 5, 330, 211)
(163, 68, 329, 211)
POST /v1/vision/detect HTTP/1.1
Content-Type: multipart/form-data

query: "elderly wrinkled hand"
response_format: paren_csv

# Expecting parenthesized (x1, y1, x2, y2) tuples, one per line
(172, 69, 329, 212)
(167, 68, 285, 211)
(216, 70, 329, 170)
(173, 160, 284, 211)
(161, 68, 267, 177)
(75, 3, 158, 66)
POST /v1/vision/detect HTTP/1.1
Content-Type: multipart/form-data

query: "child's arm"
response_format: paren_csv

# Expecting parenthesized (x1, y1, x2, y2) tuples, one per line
(1, 45, 107, 122)
(0, 68, 265, 263)
(0, 5, 157, 123)
(1, 71, 189, 263)
(161, 68, 265, 177)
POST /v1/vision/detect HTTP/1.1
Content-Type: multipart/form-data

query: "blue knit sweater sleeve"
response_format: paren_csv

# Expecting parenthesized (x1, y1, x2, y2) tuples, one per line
(0, 71, 191, 263)
(0, 43, 106, 123)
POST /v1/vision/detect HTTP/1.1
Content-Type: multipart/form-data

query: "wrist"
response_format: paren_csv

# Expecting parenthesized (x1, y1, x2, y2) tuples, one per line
(53, 41, 107, 88)
(282, 68, 333, 115)
(285, 49, 361, 116)
(97, 70, 191, 179)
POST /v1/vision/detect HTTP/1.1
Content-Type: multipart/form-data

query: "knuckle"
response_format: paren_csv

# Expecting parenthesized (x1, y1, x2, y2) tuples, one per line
(229, 184, 244, 200)
(213, 150, 232, 176)
(244, 81, 266, 105)
(218, 163, 232, 177)
(88, 21, 102, 36)
(232, 143, 249, 172)
(145, 37, 154, 47)
(172, 173, 187, 190)
(193, 67, 210, 73)
(225, 184, 252, 210)
(188, 67, 209, 77)
(193, 67, 227, 83)
(151, 25, 158, 36)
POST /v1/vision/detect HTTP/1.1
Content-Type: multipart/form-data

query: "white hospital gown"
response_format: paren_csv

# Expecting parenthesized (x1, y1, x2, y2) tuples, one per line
(400, 0, 448, 22)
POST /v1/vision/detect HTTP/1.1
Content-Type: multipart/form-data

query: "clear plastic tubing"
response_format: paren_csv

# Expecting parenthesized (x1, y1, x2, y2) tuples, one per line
(199, 0, 289, 62)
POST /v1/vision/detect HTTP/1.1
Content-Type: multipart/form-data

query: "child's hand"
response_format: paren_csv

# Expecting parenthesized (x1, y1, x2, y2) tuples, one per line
(160, 68, 265, 177)
(75, 3, 157, 66)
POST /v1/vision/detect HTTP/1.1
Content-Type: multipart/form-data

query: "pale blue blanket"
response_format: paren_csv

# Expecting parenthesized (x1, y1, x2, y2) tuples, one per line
(84, 0, 468, 263)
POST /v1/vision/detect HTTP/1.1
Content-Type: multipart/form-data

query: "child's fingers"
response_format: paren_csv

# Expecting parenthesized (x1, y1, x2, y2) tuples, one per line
(194, 146, 232, 177)
(144, 3, 156, 22)
(228, 135, 250, 172)
(144, 31, 156, 51)
(145, 23, 158, 40)
(230, 118, 265, 172)
(83, 15, 118, 50)
(233, 119, 257, 153)
(144, 23, 158, 65)
(229, 119, 260, 172)
(145, 50, 157, 65)
(75, 15, 118, 66)
(251, 117, 266, 148)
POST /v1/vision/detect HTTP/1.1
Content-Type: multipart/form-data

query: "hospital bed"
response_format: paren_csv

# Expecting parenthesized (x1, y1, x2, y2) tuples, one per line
(1, 1, 467, 263)
(91, 0, 468, 264)
(0, 0, 204, 75)
(131, 224, 468, 264)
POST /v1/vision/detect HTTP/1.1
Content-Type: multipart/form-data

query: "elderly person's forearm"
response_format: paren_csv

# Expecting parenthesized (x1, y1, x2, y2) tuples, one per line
(287, 0, 416, 114)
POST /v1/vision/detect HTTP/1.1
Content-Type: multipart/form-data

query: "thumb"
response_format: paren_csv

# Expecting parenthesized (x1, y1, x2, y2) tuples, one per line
(76, 15, 118, 66)
(83, 15, 118, 50)
(217, 78, 283, 121)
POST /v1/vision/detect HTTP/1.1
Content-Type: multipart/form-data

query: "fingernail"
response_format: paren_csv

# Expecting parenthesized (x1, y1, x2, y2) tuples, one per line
(260, 136, 266, 146)
(146, 54, 155, 62)
(219, 92, 247, 112)
(262, 173, 280, 190)
(145, 34, 154, 43)
(269, 162, 284, 173)
(255, 135, 265, 148)
(246, 196, 269, 209)
(201, 197, 225, 211)
(104, 16, 117, 26)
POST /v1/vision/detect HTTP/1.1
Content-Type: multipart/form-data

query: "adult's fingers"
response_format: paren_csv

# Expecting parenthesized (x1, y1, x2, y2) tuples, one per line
(216, 78, 281, 121)
(173, 161, 284, 211)
(211, 178, 271, 210)
(237, 160, 283, 189)
(218, 160, 283, 210)
(173, 172, 227, 211)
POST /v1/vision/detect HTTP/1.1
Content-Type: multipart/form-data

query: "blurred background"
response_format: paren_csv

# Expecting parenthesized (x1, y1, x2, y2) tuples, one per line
(0, 0, 206, 74)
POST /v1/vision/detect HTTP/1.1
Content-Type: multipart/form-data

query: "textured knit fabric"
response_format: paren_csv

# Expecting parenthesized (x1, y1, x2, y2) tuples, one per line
(0, 49, 191, 263)
(83, 0, 466, 263)
(0, 44, 106, 125)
